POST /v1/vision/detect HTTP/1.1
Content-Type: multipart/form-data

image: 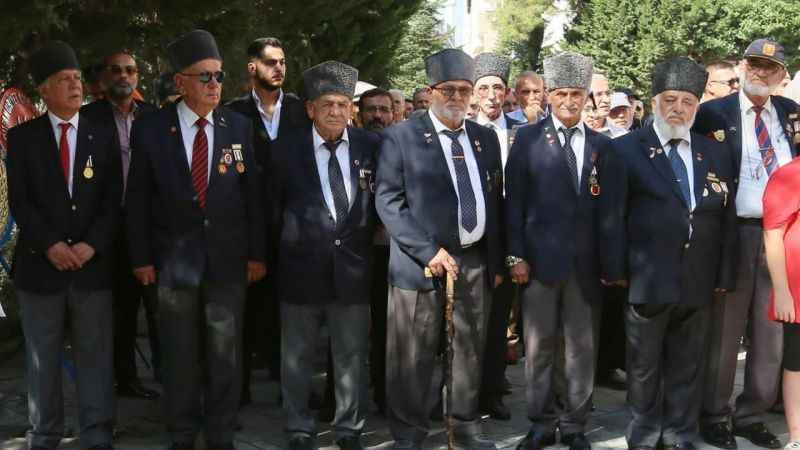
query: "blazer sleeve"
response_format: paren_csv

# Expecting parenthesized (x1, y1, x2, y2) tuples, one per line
(715, 143, 738, 290)
(504, 128, 529, 259)
(125, 120, 154, 268)
(375, 129, 439, 266)
(6, 127, 61, 252)
(84, 131, 122, 255)
(242, 121, 266, 263)
(598, 142, 629, 281)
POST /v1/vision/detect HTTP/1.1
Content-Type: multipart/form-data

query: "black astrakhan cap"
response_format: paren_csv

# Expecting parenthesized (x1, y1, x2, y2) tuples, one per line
(425, 48, 475, 86)
(651, 57, 708, 99)
(166, 30, 222, 72)
(473, 52, 511, 85)
(303, 61, 358, 100)
(30, 41, 80, 85)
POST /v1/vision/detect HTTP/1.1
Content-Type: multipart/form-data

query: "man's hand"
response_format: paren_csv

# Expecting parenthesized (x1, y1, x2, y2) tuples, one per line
(133, 265, 157, 286)
(71, 242, 95, 266)
(601, 279, 628, 288)
(494, 275, 503, 288)
(523, 104, 544, 122)
(510, 261, 530, 285)
(428, 248, 459, 280)
(46, 242, 82, 271)
(714, 288, 727, 293)
(248, 261, 267, 284)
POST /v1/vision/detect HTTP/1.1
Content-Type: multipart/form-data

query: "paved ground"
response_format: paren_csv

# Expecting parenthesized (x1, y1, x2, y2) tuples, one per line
(0, 335, 789, 450)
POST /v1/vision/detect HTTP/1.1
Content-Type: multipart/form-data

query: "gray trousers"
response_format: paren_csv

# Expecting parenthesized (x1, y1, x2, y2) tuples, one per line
(158, 282, 245, 446)
(280, 301, 370, 438)
(521, 274, 597, 435)
(386, 247, 490, 444)
(18, 287, 114, 450)
(703, 222, 783, 427)
(626, 303, 708, 447)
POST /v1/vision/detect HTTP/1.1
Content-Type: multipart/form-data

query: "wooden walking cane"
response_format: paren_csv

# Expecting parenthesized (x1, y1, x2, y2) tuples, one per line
(444, 271, 456, 450)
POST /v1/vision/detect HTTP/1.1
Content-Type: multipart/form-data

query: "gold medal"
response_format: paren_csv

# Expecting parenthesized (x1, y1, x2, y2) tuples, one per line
(83, 167, 94, 179)
(218, 163, 227, 174)
(236, 162, 245, 173)
(590, 184, 600, 196)
(712, 182, 722, 193)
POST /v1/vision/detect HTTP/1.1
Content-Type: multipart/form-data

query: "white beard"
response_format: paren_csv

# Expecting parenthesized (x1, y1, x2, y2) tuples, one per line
(653, 96, 697, 140)
(432, 103, 466, 126)
(742, 76, 771, 98)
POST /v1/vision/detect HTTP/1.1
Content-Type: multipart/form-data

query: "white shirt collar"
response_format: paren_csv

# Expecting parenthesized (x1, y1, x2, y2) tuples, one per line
(429, 109, 465, 134)
(477, 112, 508, 130)
(550, 114, 585, 136)
(251, 88, 284, 114)
(652, 122, 692, 148)
(48, 110, 79, 130)
(312, 125, 349, 150)
(739, 89, 773, 115)
(177, 100, 214, 129)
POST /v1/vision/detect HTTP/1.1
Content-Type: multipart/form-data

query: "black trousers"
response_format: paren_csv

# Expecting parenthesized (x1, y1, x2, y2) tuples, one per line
(242, 275, 272, 400)
(480, 275, 514, 399)
(370, 244, 390, 409)
(596, 285, 627, 378)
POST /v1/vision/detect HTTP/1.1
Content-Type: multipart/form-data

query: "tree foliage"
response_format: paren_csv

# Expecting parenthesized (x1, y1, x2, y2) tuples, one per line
(565, 0, 800, 96)
(495, 0, 552, 77)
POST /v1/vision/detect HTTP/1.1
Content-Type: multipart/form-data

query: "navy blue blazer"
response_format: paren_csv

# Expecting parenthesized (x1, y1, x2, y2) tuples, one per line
(598, 125, 738, 305)
(271, 126, 379, 304)
(693, 92, 800, 191)
(125, 103, 265, 288)
(7, 113, 122, 293)
(376, 112, 505, 291)
(505, 117, 611, 301)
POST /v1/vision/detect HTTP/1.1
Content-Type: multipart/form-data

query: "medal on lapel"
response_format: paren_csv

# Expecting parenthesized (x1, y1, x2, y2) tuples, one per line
(589, 166, 600, 196)
(424, 132, 433, 144)
(83, 155, 94, 179)
(486, 171, 492, 192)
(649, 147, 656, 159)
(703, 187, 709, 197)
(713, 130, 725, 142)
(218, 163, 228, 174)
(359, 168, 372, 191)
(474, 140, 481, 152)
(232, 144, 246, 173)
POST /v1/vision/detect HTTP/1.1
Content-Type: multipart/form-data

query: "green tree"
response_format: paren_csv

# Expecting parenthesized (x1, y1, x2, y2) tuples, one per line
(495, 0, 552, 77)
(386, 0, 451, 97)
(566, 0, 800, 96)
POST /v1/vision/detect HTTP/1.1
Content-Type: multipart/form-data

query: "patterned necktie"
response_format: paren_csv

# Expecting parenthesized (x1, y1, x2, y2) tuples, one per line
(560, 127, 579, 190)
(442, 129, 477, 232)
(668, 139, 691, 207)
(753, 105, 777, 175)
(58, 122, 71, 186)
(323, 139, 349, 224)
(191, 117, 209, 209)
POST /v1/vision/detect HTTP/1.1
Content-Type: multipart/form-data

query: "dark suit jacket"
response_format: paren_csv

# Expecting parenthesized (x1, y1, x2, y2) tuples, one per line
(80, 98, 158, 148)
(7, 113, 122, 293)
(693, 92, 800, 192)
(125, 103, 265, 288)
(599, 125, 737, 305)
(376, 112, 505, 291)
(505, 117, 611, 301)
(272, 126, 379, 304)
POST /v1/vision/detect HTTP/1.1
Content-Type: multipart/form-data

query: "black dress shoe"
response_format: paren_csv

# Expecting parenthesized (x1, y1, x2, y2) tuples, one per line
(562, 433, 591, 450)
(733, 423, 782, 449)
(480, 395, 511, 421)
(116, 380, 160, 399)
(516, 429, 556, 450)
(701, 422, 737, 449)
(337, 435, 364, 450)
(663, 443, 698, 450)
(289, 435, 315, 450)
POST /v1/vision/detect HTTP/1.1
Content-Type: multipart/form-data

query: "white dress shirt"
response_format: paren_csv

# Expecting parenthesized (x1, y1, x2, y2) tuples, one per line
(252, 88, 283, 141)
(312, 126, 352, 222)
(551, 115, 587, 185)
(48, 111, 79, 196)
(478, 113, 510, 169)
(177, 100, 215, 180)
(429, 110, 486, 246)
(736, 91, 793, 218)
(507, 108, 529, 124)
(653, 122, 695, 212)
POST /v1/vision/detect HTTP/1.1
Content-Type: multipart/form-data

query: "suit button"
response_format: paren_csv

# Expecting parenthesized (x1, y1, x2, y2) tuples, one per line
(204, 219, 210, 228)
(193, 195, 199, 202)
(684, 243, 690, 249)
(71, 204, 77, 211)
(689, 213, 693, 220)
(334, 239, 341, 246)
(67, 238, 73, 244)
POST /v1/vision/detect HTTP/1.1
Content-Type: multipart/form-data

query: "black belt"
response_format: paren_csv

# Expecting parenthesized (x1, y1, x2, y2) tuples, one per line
(737, 217, 763, 227)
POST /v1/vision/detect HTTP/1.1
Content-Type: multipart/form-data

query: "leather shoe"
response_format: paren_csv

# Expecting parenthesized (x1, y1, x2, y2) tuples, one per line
(167, 444, 194, 450)
(733, 423, 782, 449)
(289, 434, 315, 450)
(480, 395, 511, 420)
(701, 422, 737, 449)
(517, 429, 556, 450)
(337, 435, 364, 450)
(663, 443, 698, 450)
(562, 433, 591, 450)
(116, 380, 159, 399)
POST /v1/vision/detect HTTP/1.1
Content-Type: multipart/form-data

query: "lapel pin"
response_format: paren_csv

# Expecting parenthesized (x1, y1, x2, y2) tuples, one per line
(354, 159, 360, 167)
(546, 133, 552, 139)
(88, 134, 93, 141)
(170, 126, 177, 133)
(656, 148, 663, 154)
(729, 126, 737, 132)
(649, 147, 656, 159)
(696, 153, 703, 161)
(424, 132, 432, 138)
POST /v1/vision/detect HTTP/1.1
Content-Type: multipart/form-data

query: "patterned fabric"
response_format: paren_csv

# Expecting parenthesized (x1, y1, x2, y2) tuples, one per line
(191, 117, 209, 208)
(58, 122, 71, 185)
(442, 129, 477, 232)
(303, 61, 358, 100)
(323, 139, 349, 224)
(753, 105, 778, 175)
(668, 139, 691, 206)
(560, 127, 579, 191)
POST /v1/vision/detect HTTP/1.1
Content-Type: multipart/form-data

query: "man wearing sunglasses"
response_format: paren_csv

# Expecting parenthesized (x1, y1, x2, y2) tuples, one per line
(125, 30, 266, 450)
(701, 61, 740, 103)
(694, 39, 800, 450)
(376, 48, 504, 450)
(81, 50, 161, 402)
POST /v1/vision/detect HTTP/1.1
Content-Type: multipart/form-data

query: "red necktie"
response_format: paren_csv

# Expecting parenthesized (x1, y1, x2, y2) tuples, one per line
(191, 118, 209, 208)
(58, 122, 71, 185)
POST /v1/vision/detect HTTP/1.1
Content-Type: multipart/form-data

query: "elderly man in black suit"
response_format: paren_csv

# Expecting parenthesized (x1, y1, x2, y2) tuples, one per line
(125, 30, 266, 450)
(271, 60, 379, 450)
(376, 48, 505, 450)
(81, 50, 161, 400)
(507, 52, 610, 450)
(7, 41, 122, 450)
(693, 39, 800, 450)
(599, 57, 737, 450)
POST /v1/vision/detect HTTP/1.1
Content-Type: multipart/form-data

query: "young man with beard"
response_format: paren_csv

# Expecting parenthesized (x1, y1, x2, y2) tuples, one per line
(81, 50, 161, 401)
(600, 57, 737, 450)
(226, 37, 309, 404)
(693, 39, 800, 450)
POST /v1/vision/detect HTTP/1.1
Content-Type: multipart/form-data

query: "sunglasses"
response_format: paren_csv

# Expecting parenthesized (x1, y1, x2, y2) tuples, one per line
(181, 71, 226, 83)
(711, 78, 740, 88)
(109, 64, 138, 76)
(434, 86, 473, 99)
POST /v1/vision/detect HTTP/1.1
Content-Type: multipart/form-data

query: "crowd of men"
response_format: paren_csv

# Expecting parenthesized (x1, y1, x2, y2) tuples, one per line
(5, 27, 800, 450)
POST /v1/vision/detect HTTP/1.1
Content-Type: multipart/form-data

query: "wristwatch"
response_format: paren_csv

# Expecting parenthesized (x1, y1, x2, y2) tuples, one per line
(505, 255, 524, 268)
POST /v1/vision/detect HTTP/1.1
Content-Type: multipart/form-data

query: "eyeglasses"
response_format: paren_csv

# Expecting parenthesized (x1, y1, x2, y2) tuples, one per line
(433, 86, 473, 99)
(363, 106, 392, 114)
(109, 65, 138, 76)
(181, 71, 226, 83)
(710, 78, 740, 88)
(746, 59, 782, 75)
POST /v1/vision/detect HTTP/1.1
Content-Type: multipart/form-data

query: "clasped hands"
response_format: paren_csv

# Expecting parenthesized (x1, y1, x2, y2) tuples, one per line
(46, 241, 95, 271)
